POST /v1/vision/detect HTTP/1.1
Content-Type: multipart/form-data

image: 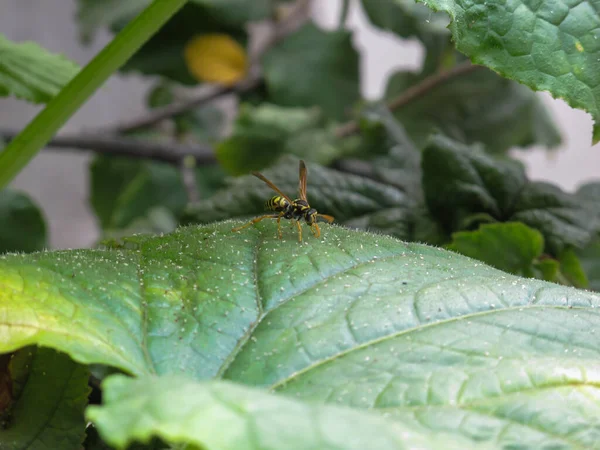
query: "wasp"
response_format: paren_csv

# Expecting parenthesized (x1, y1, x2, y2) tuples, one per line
(232, 160, 334, 242)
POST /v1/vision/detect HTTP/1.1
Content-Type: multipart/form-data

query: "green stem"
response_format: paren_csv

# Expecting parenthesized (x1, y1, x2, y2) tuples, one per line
(338, 0, 350, 29)
(0, 0, 188, 188)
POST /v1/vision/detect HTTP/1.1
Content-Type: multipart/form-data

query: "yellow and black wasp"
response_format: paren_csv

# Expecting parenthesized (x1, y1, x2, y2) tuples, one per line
(232, 160, 334, 241)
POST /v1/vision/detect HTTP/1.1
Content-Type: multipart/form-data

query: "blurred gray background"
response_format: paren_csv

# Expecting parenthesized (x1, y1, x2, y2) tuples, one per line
(1, 0, 599, 249)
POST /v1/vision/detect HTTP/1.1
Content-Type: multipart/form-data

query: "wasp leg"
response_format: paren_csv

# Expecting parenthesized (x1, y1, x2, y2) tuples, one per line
(295, 220, 303, 242)
(232, 214, 281, 233)
(276, 214, 284, 239)
(311, 223, 321, 238)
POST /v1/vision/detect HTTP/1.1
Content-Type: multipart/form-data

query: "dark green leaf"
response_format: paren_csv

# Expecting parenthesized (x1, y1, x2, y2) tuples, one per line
(118, 4, 247, 84)
(216, 104, 349, 175)
(577, 181, 600, 225)
(0, 33, 79, 104)
(510, 181, 597, 254)
(0, 189, 47, 253)
(3, 222, 600, 448)
(75, 0, 150, 44)
(184, 155, 407, 232)
(416, 0, 600, 143)
(87, 375, 475, 450)
(558, 247, 589, 288)
(262, 23, 361, 120)
(189, 0, 272, 27)
(577, 237, 600, 292)
(0, 348, 89, 450)
(422, 135, 597, 254)
(360, 0, 450, 57)
(89, 156, 187, 232)
(386, 65, 561, 153)
(216, 134, 283, 176)
(447, 222, 544, 278)
(77, 0, 268, 44)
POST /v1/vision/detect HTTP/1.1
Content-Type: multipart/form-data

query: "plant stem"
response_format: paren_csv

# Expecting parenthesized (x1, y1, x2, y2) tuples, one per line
(0, 0, 188, 189)
(335, 60, 481, 138)
(338, 0, 351, 29)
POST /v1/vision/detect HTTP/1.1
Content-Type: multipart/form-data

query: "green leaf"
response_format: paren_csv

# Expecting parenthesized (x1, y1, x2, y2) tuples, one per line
(89, 156, 187, 232)
(77, 0, 267, 45)
(87, 375, 482, 450)
(216, 103, 336, 175)
(422, 135, 597, 254)
(577, 181, 600, 223)
(119, 3, 247, 84)
(262, 23, 360, 120)
(2, 222, 600, 447)
(0, 190, 47, 254)
(75, 0, 150, 44)
(416, 0, 600, 143)
(0, 33, 79, 104)
(558, 247, 589, 289)
(184, 156, 408, 233)
(447, 222, 544, 278)
(360, 0, 450, 51)
(0, 348, 89, 450)
(386, 64, 561, 153)
(577, 237, 600, 292)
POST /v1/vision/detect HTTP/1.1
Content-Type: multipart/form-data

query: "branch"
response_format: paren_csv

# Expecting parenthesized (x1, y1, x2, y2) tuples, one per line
(111, 0, 313, 134)
(0, 130, 216, 165)
(334, 61, 482, 138)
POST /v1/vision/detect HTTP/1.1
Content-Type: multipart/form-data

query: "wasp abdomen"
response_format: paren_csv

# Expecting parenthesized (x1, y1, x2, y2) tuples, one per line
(265, 196, 289, 212)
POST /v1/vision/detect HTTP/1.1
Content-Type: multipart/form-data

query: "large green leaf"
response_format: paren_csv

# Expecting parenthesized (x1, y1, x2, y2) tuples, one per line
(416, 0, 600, 143)
(0, 348, 89, 450)
(0, 33, 79, 104)
(422, 135, 597, 254)
(89, 155, 187, 233)
(262, 23, 361, 120)
(87, 375, 484, 450)
(183, 156, 409, 235)
(0, 189, 47, 253)
(386, 65, 561, 153)
(2, 222, 600, 447)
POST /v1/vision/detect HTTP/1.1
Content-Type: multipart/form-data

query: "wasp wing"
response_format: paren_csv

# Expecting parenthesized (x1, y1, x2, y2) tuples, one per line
(298, 160, 308, 201)
(252, 171, 293, 203)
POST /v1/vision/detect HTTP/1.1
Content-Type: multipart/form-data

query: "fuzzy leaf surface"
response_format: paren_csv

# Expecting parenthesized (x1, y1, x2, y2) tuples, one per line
(1, 221, 600, 448)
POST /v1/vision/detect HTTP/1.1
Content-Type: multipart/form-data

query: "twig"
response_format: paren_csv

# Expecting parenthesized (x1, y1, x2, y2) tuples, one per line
(0, 130, 216, 165)
(111, 0, 313, 134)
(334, 60, 481, 138)
(338, 0, 351, 29)
(180, 155, 200, 204)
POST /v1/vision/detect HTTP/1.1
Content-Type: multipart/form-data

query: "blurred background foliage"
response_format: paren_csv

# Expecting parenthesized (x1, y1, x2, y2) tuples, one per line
(0, 0, 599, 291)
